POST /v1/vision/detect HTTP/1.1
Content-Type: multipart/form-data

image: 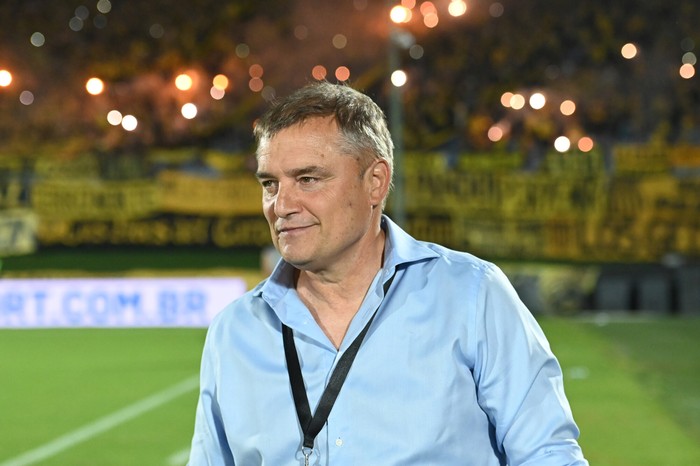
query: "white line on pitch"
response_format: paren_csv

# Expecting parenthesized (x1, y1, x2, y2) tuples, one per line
(166, 447, 191, 465)
(0, 376, 199, 466)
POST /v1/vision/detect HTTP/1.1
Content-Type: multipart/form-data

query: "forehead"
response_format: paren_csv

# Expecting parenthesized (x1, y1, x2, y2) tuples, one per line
(267, 116, 337, 146)
(257, 117, 349, 166)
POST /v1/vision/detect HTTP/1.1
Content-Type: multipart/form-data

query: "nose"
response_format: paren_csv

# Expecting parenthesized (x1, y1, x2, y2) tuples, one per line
(273, 182, 300, 218)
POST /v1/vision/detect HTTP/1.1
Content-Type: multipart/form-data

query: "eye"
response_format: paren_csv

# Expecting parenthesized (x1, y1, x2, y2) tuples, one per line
(260, 180, 278, 194)
(298, 176, 317, 185)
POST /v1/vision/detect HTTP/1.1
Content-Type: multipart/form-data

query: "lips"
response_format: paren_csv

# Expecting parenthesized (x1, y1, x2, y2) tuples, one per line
(276, 224, 310, 235)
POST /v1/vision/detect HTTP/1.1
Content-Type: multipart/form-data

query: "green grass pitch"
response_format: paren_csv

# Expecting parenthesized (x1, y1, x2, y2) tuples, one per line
(1, 319, 699, 465)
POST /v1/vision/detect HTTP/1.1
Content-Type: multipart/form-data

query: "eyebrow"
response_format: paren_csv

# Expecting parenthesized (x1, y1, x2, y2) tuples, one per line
(255, 165, 331, 180)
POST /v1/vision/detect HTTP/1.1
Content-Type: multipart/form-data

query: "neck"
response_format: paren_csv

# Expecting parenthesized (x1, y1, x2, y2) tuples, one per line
(295, 225, 386, 348)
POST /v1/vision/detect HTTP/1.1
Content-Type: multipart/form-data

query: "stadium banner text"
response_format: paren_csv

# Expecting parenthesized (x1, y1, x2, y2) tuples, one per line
(0, 277, 246, 328)
(8, 145, 700, 263)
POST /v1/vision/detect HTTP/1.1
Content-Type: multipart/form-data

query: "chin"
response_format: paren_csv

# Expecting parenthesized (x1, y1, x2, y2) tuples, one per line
(279, 249, 310, 267)
(283, 257, 314, 270)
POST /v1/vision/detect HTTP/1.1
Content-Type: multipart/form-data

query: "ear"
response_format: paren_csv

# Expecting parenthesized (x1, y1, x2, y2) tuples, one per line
(368, 159, 391, 208)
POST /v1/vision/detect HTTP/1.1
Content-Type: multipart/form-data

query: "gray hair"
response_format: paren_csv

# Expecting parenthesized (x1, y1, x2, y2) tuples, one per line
(254, 82, 394, 186)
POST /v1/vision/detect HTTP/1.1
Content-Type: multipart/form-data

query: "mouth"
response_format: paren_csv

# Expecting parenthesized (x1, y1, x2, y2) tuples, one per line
(276, 225, 311, 236)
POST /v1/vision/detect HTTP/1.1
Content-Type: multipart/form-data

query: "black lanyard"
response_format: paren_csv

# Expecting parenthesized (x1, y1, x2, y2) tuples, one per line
(282, 274, 395, 465)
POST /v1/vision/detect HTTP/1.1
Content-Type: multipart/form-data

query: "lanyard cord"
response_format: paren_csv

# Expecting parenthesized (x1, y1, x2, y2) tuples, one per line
(282, 273, 395, 456)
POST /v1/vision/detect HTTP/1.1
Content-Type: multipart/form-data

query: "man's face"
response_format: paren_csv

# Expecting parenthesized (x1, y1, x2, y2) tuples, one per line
(256, 117, 379, 272)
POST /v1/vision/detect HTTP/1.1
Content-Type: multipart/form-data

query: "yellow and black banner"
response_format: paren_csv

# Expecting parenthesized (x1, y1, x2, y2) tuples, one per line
(14, 144, 700, 263)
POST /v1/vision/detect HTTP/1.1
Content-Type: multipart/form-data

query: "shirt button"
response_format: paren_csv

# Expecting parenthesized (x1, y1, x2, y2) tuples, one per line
(335, 438, 343, 447)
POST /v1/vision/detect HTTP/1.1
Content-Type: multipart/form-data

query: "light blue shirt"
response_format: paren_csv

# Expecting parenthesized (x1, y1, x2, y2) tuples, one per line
(188, 216, 587, 465)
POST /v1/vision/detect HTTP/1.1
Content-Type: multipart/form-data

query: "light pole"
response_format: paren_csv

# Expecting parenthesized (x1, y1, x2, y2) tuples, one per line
(386, 1, 467, 226)
(388, 23, 407, 227)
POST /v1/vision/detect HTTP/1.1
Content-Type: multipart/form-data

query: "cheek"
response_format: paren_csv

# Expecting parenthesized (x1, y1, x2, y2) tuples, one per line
(262, 201, 276, 222)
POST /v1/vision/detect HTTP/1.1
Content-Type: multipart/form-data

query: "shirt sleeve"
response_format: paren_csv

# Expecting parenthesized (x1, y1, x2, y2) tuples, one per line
(472, 263, 588, 466)
(188, 325, 235, 466)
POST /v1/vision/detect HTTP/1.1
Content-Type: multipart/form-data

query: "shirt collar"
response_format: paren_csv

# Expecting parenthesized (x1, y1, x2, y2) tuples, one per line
(380, 214, 439, 273)
(256, 214, 439, 303)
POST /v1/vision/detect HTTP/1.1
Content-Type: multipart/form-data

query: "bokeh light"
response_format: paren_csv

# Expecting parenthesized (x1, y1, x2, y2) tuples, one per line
(487, 125, 504, 142)
(390, 5, 411, 23)
(682, 52, 697, 65)
(212, 74, 229, 90)
(510, 93, 525, 110)
(69, 17, 84, 32)
(335, 66, 350, 81)
(423, 12, 439, 28)
(448, 0, 468, 17)
(19, 90, 34, 105)
(249, 64, 264, 78)
(175, 73, 193, 91)
(249, 77, 264, 92)
(0, 70, 13, 87)
(489, 2, 504, 17)
(554, 136, 571, 152)
(500, 92, 514, 108)
(621, 43, 638, 59)
(391, 70, 408, 87)
(30, 32, 45, 47)
(332, 34, 348, 49)
(85, 77, 104, 95)
(419, 2, 439, 28)
(679, 63, 695, 79)
(235, 43, 250, 58)
(96, 0, 112, 14)
(210, 87, 225, 100)
(121, 115, 138, 131)
(420, 1, 437, 15)
(529, 92, 546, 110)
(312, 65, 327, 80)
(560, 100, 576, 116)
(149, 24, 164, 39)
(578, 136, 594, 152)
(107, 110, 122, 126)
(181, 103, 197, 119)
(75, 5, 89, 20)
(409, 44, 424, 59)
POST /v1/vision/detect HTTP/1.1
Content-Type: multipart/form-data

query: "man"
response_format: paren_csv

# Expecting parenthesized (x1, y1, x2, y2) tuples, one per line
(188, 82, 588, 465)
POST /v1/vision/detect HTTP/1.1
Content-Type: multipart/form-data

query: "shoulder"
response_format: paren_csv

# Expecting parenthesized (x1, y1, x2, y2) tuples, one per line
(418, 240, 502, 279)
(393, 236, 511, 303)
(407, 240, 520, 309)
